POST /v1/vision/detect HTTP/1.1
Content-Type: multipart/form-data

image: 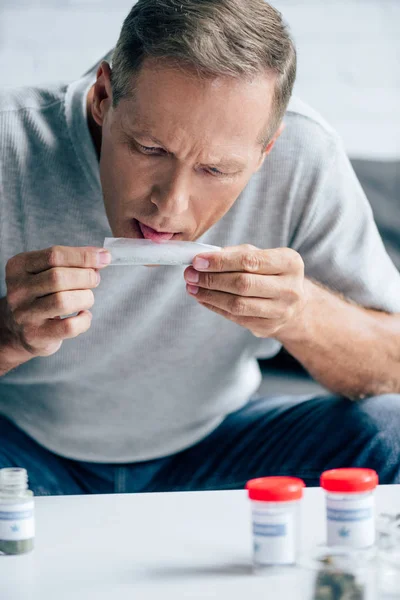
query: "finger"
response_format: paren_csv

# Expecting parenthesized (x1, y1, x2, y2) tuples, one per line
(184, 268, 281, 298)
(186, 286, 281, 318)
(28, 267, 100, 299)
(22, 246, 111, 275)
(198, 301, 276, 335)
(22, 289, 95, 321)
(41, 310, 93, 340)
(197, 301, 236, 322)
(192, 246, 303, 275)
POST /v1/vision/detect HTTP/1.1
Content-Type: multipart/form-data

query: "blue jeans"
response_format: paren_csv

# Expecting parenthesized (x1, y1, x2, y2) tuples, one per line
(1, 393, 400, 496)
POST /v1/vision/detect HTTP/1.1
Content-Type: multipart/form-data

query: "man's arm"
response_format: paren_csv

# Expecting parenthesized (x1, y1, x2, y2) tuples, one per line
(277, 279, 400, 399)
(184, 245, 400, 400)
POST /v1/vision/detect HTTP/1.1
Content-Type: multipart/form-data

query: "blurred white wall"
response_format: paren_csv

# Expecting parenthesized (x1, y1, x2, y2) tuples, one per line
(0, 0, 399, 159)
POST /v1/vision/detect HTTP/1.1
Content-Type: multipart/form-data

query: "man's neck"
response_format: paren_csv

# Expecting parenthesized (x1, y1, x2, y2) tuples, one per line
(86, 84, 102, 161)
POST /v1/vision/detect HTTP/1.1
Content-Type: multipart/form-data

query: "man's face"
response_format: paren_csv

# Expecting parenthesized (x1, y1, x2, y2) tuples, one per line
(91, 59, 281, 241)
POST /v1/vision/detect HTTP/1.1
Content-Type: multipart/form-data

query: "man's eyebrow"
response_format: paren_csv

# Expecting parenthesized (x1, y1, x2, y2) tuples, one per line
(124, 129, 247, 170)
(212, 157, 246, 170)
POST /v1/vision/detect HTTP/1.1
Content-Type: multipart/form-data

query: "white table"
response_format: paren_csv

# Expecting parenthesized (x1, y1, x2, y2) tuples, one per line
(1, 486, 399, 599)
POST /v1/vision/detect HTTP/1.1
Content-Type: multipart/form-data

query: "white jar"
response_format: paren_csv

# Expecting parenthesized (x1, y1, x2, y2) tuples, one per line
(246, 476, 305, 568)
(321, 468, 378, 549)
(0, 468, 35, 555)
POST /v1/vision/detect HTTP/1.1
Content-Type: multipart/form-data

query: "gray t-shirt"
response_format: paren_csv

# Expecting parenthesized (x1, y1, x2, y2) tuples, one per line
(1, 70, 399, 463)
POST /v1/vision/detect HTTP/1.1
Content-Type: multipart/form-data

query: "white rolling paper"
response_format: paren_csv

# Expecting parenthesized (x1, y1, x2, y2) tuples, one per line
(103, 237, 222, 266)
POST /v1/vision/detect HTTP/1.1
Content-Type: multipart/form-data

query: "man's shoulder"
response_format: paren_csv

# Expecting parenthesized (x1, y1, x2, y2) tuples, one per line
(0, 83, 67, 122)
(0, 83, 70, 165)
(250, 96, 345, 205)
(284, 95, 340, 147)
(265, 95, 344, 177)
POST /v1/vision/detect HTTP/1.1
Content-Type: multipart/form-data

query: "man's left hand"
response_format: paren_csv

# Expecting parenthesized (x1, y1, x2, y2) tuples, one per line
(184, 245, 307, 339)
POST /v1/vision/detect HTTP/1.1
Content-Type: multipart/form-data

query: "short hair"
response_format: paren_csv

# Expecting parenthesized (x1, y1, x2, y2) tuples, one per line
(111, 0, 297, 147)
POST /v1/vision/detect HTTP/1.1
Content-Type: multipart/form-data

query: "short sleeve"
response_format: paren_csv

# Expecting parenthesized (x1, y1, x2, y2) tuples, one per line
(290, 136, 400, 313)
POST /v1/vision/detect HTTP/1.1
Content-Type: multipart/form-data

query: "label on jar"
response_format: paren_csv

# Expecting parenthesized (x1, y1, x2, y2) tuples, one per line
(252, 507, 296, 565)
(0, 501, 35, 541)
(326, 494, 374, 547)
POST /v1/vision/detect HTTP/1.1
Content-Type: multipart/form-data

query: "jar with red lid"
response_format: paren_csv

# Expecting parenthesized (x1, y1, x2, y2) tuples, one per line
(246, 476, 305, 568)
(320, 468, 378, 548)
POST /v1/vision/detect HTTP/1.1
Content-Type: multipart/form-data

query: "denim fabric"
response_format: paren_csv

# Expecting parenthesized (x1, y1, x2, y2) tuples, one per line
(1, 393, 400, 496)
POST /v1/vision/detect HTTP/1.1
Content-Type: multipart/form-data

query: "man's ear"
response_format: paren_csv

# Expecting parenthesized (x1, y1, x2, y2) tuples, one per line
(91, 61, 113, 127)
(256, 122, 286, 171)
(264, 121, 286, 156)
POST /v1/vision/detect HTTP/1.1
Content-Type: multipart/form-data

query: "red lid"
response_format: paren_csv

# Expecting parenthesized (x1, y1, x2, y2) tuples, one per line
(320, 468, 378, 493)
(246, 476, 305, 502)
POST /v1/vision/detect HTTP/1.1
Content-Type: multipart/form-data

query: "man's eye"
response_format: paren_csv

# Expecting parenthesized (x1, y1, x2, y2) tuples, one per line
(137, 143, 165, 154)
(206, 167, 225, 176)
(135, 142, 226, 176)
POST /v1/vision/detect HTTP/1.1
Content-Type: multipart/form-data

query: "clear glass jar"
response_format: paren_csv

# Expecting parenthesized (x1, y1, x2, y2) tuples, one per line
(321, 468, 378, 549)
(377, 513, 400, 597)
(0, 468, 35, 555)
(299, 545, 378, 600)
(246, 476, 305, 568)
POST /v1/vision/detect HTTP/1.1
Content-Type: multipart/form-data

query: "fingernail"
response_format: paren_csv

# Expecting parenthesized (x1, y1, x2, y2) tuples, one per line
(95, 271, 101, 286)
(98, 251, 111, 266)
(187, 284, 199, 295)
(185, 268, 199, 283)
(193, 257, 209, 270)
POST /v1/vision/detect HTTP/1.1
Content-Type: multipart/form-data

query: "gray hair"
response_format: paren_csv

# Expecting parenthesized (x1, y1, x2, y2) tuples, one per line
(111, 0, 296, 146)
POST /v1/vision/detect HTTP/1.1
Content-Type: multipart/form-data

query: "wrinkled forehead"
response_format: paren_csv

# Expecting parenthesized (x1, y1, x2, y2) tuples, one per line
(114, 58, 276, 154)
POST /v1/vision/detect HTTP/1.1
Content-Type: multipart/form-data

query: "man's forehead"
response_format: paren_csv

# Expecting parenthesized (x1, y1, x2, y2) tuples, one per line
(114, 64, 273, 155)
(118, 108, 265, 167)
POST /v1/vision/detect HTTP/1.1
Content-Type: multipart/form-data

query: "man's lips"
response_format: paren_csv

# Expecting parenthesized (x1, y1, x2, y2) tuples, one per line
(136, 220, 177, 242)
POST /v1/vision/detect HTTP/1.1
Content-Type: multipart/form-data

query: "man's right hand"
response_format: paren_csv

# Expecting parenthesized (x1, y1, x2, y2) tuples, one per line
(2, 245, 111, 360)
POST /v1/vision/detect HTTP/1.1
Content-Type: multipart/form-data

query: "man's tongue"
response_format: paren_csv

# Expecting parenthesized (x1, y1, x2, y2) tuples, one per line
(139, 222, 175, 242)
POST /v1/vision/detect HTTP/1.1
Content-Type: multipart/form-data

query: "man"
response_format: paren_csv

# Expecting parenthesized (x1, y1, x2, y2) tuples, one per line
(0, 0, 400, 496)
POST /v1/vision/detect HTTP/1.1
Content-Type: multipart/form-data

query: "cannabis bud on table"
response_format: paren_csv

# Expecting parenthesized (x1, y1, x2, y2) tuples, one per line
(313, 556, 365, 600)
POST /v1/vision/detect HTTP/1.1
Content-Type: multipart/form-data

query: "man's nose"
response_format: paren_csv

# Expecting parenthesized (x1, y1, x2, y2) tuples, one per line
(151, 165, 190, 216)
